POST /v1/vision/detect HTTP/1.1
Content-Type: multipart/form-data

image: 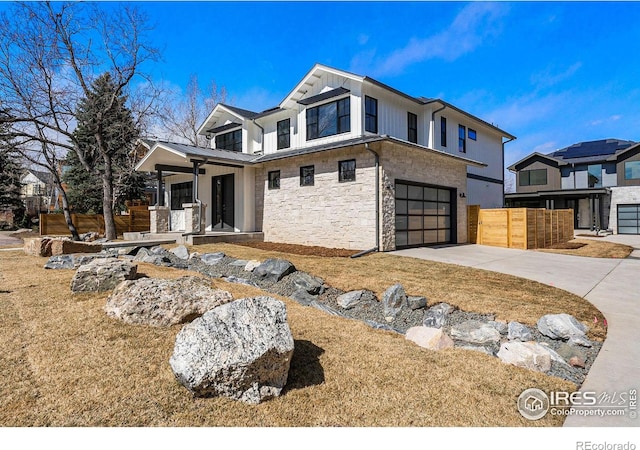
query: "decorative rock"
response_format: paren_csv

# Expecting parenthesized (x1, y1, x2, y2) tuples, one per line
(488, 320, 508, 335)
(364, 320, 402, 334)
(337, 290, 366, 309)
(507, 321, 532, 341)
(291, 272, 324, 295)
(105, 276, 233, 327)
(405, 327, 454, 351)
(229, 259, 249, 267)
(539, 345, 570, 367)
(497, 342, 552, 373)
(117, 246, 140, 256)
(222, 276, 259, 288)
(50, 239, 102, 256)
(70, 259, 137, 293)
(169, 296, 294, 404)
(310, 300, 343, 317)
(170, 245, 190, 260)
(407, 296, 427, 311)
(382, 283, 406, 320)
(24, 237, 53, 257)
(569, 356, 586, 368)
(244, 260, 261, 272)
(556, 343, 587, 362)
(253, 258, 296, 282)
(450, 320, 501, 347)
(134, 247, 171, 266)
(290, 289, 316, 306)
(422, 303, 454, 328)
(79, 231, 100, 242)
(537, 314, 591, 347)
(44, 255, 75, 269)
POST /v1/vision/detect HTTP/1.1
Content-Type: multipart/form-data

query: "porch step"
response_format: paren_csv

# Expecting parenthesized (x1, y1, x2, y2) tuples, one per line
(189, 232, 264, 246)
(101, 238, 177, 249)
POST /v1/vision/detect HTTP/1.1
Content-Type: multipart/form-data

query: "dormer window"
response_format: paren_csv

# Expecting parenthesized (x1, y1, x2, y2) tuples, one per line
(306, 97, 350, 141)
(215, 129, 242, 152)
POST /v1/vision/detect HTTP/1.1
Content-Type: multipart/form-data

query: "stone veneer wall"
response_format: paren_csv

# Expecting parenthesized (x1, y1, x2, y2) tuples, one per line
(256, 147, 377, 250)
(379, 144, 469, 251)
(608, 186, 640, 234)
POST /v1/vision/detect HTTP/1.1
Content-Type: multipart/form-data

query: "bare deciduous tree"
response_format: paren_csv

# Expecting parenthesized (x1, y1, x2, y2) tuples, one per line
(0, 1, 160, 240)
(160, 74, 227, 147)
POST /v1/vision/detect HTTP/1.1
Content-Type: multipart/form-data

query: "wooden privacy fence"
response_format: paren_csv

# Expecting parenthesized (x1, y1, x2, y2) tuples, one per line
(39, 206, 150, 236)
(467, 206, 574, 249)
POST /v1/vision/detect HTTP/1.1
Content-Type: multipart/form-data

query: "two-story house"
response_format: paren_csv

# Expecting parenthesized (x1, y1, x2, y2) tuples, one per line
(21, 169, 55, 215)
(505, 139, 640, 234)
(136, 64, 515, 250)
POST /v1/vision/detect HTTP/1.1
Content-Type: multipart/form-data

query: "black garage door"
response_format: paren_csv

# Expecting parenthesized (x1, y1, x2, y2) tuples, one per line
(618, 204, 640, 234)
(395, 180, 455, 248)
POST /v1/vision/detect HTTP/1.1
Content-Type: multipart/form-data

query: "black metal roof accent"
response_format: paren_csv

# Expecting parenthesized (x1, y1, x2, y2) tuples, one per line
(220, 104, 259, 119)
(206, 122, 242, 134)
(297, 87, 349, 105)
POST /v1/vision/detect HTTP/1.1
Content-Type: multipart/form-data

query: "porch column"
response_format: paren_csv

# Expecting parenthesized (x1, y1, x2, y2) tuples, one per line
(192, 161, 200, 203)
(156, 169, 163, 206)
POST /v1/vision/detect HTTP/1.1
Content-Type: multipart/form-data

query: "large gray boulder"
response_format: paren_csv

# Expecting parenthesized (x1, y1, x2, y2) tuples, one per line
(200, 252, 225, 265)
(170, 245, 190, 260)
(450, 320, 501, 348)
(507, 321, 533, 341)
(382, 283, 407, 320)
(407, 296, 427, 311)
(336, 290, 374, 310)
(405, 326, 454, 351)
(290, 272, 324, 295)
(170, 297, 295, 404)
(70, 259, 137, 293)
(422, 303, 454, 328)
(134, 247, 171, 266)
(496, 342, 552, 373)
(537, 314, 591, 347)
(44, 253, 114, 270)
(105, 276, 233, 327)
(253, 258, 296, 282)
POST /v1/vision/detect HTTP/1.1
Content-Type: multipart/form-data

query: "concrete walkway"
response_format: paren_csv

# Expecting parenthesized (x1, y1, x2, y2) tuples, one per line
(392, 236, 640, 427)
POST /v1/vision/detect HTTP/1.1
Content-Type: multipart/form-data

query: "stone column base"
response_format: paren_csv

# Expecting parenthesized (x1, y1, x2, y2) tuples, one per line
(183, 203, 207, 235)
(149, 206, 170, 233)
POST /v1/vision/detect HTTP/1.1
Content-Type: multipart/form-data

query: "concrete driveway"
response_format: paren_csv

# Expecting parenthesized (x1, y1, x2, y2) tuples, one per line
(392, 235, 640, 427)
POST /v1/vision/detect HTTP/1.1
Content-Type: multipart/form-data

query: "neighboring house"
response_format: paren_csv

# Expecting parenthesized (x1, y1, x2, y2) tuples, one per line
(21, 169, 55, 215)
(136, 64, 515, 250)
(505, 139, 640, 234)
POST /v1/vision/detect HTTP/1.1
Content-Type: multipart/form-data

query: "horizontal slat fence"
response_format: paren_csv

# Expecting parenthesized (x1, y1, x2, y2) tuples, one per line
(467, 206, 574, 249)
(40, 207, 150, 237)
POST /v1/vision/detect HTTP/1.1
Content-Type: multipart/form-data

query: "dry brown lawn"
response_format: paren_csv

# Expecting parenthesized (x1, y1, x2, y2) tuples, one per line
(0, 244, 602, 427)
(537, 239, 633, 259)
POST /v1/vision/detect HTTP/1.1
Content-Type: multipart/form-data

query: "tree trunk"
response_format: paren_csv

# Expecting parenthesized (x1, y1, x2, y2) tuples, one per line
(101, 156, 117, 240)
(54, 178, 80, 241)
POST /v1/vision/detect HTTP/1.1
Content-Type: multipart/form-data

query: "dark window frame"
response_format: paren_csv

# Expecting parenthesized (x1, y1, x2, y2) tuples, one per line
(519, 169, 548, 186)
(440, 116, 447, 147)
(458, 124, 466, 153)
(268, 170, 280, 190)
(300, 165, 315, 186)
(338, 159, 356, 183)
(365, 96, 378, 133)
(468, 128, 477, 140)
(407, 112, 418, 144)
(170, 181, 193, 210)
(215, 129, 242, 152)
(306, 97, 351, 141)
(277, 119, 290, 150)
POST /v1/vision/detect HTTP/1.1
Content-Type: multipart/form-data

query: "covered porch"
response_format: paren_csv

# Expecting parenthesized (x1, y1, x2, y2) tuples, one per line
(134, 141, 259, 237)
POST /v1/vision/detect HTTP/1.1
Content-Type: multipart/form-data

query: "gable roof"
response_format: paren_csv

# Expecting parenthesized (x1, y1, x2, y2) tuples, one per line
(549, 139, 636, 161)
(24, 169, 54, 185)
(507, 152, 563, 172)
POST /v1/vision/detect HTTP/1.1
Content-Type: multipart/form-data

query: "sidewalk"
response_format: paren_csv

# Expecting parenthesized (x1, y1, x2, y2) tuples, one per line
(392, 236, 640, 427)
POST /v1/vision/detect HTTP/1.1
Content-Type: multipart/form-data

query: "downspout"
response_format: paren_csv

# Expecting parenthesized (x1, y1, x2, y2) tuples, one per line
(430, 103, 446, 148)
(183, 158, 209, 237)
(502, 136, 515, 206)
(351, 142, 380, 258)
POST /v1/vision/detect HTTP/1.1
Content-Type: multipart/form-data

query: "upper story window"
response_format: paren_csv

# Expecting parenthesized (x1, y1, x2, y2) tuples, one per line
(215, 129, 242, 152)
(625, 161, 640, 180)
(170, 181, 193, 210)
(339, 159, 356, 182)
(440, 117, 447, 147)
(468, 129, 477, 140)
(277, 119, 290, 150)
(519, 169, 547, 186)
(365, 96, 378, 133)
(588, 164, 602, 188)
(268, 170, 281, 189)
(407, 112, 418, 144)
(306, 97, 350, 140)
(458, 125, 466, 153)
(300, 165, 315, 186)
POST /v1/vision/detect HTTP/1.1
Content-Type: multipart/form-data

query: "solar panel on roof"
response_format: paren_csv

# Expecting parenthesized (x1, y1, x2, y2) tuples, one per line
(551, 139, 635, 160)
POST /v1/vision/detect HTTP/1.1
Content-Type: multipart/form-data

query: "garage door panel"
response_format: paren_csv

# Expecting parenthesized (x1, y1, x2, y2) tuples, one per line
(617, 204, 640, 235)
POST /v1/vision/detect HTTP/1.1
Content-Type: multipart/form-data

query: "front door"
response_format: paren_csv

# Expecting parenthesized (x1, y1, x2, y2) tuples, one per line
(212, 174, 235, 230)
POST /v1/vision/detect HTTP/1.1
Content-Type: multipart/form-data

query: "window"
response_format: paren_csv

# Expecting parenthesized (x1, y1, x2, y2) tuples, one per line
(268, 170, 280, 189)
(364, 96, 378, 133)
(625, 161, 640, 180)
(277, 119, 290, 150)
(468, 128, 477, 140)
(407, 112, 418, 144)
(306, 97, 350, 140)
(215, 129, 242, 152)
(300, 165, 314, 186)
(588, 164, 602, 188)
(519, 169, 547, 186)
(339, 159, 356, 182)
(458, 125, 466, 153)
(170, 181, 193, 210)
(440, 116, 447, 147)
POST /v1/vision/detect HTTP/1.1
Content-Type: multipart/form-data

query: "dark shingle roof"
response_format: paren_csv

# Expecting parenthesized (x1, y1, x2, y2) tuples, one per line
(220, 104, 259, 119)
(549, 139, 636, 161)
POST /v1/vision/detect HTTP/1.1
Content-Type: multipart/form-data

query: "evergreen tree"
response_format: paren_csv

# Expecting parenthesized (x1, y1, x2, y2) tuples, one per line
(62, 149, 103, 214)
(0, 127, 26, 228)
(72, 72, 142, 236)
